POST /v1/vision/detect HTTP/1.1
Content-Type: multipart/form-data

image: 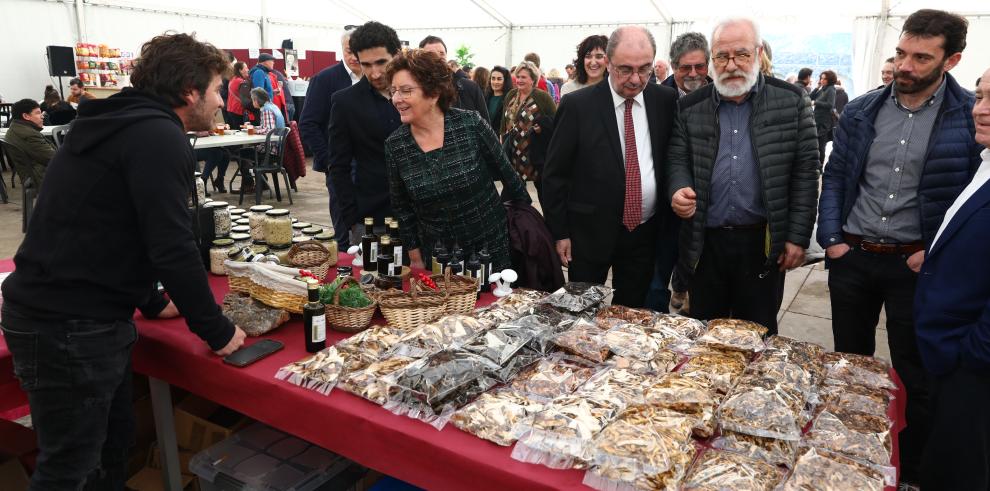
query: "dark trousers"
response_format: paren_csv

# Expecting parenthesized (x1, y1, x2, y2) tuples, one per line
(1, 303, 137, 491)
(689, 227, 783, 334)
(817, 129, 832, 169)
(325, 171, 349, 248)
(196, 148, 229, 186)
(922, 366, 990, 490)
(827, 247, 928, 482)
(645, 209, 690, 312)
(225, 111, 243, 129)
(569, 217, 657, 308)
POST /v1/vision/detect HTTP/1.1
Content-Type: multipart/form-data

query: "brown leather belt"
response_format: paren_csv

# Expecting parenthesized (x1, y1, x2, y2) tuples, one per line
(843, 233, 924, 255)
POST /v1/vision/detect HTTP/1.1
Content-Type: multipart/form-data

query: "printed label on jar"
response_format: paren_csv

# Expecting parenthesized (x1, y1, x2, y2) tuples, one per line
(312, 315, 326, 343)
(370, 243, 378, 262)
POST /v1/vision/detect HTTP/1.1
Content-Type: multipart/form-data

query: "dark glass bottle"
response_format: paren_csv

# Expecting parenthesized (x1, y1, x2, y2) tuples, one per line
(465, 253, 481, 292)
(361, 217, 378, 273)
(478, 248, 492, 293)
(451, 243, 465, 273)
(377, 236, 394, 276)
(432, 241, 448, 275)
(437, 248, 452, 275)
(303, 279, 326, 353)
(448, 262, 463, 276)
(389, 220, 405, 267)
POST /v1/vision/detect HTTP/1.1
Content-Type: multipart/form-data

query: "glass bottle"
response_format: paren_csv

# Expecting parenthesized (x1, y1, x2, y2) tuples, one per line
(478, 248, 492, 293)
(466, 253, 481, 291)
(361, 217, 378, 273)
(377, 236, 394, 277)
(303, 279, 326, 353)
(389, 221, 404, 267)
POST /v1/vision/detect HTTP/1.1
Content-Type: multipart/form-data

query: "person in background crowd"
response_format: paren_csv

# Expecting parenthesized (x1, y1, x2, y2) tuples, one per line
(560, 34, 608, 96)
(274, 68, 295, 121)
(668, 17, 819, 334)
(547, 68, 565, 90)
(545, 25, 676, 307)
(487, 66, 513, 132)
(524, 52, 550, 94)
(473, 66, 490, 97)
(3, 98, 55, 187)
(220, 50, 234, 125)
(67, 78, 94, 105)
(914, 68, 990, 490)
(795, 67, 813, 94)
(447, 60, 460, 73)
(251, 87, 285, 135)
(818, 10, 982, 486)
(565, 63, 576, 81)
(40, 86, 76, 125)
(647, 31, 712, 314)
(1, 32, 245, 490)
(385, 50, 531, 272)
(500, 61, 556, 204)
(250, 53, 287, 118)
(810, 69, 837, 166)
(420, 36, 490, 121)
(759, 40, 774, 77)
(300, 31, 362, 248)
(653, 59, 669, 83)
(226, 62, 250, 128)
(834, 78, 849, 116)
(880, 56, 896, 87)
(785, 73, 798, 84)
(328, 21, 402, 244)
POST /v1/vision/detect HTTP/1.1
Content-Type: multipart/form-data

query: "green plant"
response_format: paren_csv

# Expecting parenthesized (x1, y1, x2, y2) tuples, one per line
(319, 276, 372, 308)
(455, 44, 475, 70)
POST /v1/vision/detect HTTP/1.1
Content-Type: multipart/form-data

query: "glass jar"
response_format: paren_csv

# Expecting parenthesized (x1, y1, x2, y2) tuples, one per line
(250, 239, 269, 255)
(235, 218, 250, 227)
(263, 209, 292, 247)
(209, 238, 235, 275)
(249, 204, 273, 241)
(231, 233, 251, 251)
(315, 232, 338, 266)
(302, 226, 323, 238)
(292, 222, 311, 237)
(207, 201, 231, 237)
(229, 208, 247, 218)
(270, 244, 291, 264)
(231, 225, 250, 236)
(193, 171, 207, 206)
(292, 235, 311, 244)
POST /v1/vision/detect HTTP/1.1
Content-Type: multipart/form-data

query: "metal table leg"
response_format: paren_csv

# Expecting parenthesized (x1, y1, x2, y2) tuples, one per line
(149, 376, 183, 491)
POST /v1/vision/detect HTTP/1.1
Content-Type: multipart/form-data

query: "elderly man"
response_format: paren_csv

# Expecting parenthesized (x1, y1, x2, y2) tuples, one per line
(299, 31, 362, 247)
(914, 68, 990, 490)
(419, 35, 489, 121)
(653, 59, 669, 82)
(818, 9, 982, 485)
(880, 56, 895, 87)
(544, 26, 677, 307)
(3, 99, 55, 188)
(646, 31, 713, 313)
(667, 17, 819, 334)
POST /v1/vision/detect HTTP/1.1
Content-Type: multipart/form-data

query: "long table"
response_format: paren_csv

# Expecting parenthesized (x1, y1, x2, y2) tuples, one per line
(191, 132, 273, 149)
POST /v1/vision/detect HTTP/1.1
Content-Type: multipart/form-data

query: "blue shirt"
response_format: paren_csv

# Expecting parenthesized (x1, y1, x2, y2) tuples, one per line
(707, 85, 767, 227)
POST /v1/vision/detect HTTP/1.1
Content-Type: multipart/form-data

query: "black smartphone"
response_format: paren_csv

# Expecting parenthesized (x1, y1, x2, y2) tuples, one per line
(223, 339, 283, 367)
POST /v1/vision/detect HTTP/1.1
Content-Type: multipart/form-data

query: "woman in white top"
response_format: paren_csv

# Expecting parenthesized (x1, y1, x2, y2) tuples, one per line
(559, 35, 608, 97)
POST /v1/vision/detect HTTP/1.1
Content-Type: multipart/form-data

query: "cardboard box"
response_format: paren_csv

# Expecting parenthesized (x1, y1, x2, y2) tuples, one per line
(147, 442, 195, 476)
(0, 458, 29, 491)
(173, 395, 249, 454)
(125, 466, 194, 491)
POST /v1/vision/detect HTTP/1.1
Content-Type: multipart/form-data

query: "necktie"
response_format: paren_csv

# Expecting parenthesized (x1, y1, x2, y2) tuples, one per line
(622, 98, 643, 231)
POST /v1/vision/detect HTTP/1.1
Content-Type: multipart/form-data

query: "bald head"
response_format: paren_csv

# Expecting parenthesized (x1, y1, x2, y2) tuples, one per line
(606, 26, 656, 59)
(607, 26, 656, 98)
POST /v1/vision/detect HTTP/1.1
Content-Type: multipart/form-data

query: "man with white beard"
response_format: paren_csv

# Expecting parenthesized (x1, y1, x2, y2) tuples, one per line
(665, 17, 820, 334)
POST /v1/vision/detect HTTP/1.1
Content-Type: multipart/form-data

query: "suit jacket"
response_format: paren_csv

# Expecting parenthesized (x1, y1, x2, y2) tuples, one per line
(299, 62, 353, 172)
(453, 71, 490, 122)
(542, 79, 677, 259)
(327, 77, 400, 230)
(915, 172, 990, 376)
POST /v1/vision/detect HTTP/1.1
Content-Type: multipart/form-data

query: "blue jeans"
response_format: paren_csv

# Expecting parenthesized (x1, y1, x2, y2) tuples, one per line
(1, 303, 137, 491)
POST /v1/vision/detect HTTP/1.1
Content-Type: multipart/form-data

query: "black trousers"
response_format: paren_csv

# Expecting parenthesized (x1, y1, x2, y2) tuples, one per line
(1, 303, 136, 491)
(827, 247, 928, 483)
(922, 366, 990, 490)
(689, 227, 783, 334)
(645, 210, 689, 312)
(569, 217, 657, 308)
(817, 129, 832, 168)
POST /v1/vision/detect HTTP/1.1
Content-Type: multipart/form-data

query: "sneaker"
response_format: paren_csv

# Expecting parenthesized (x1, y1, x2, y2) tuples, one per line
(671, 291, 687, 310)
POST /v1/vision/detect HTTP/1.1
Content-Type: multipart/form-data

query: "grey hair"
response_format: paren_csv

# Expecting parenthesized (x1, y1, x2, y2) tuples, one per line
(340, 32, 352, 49)
(669, 32, 710, 68)
(711, 17, 762, 50)
(514, 61, 542, 83)
(606, 26, 656, 59)
(250, 87, 270, 104)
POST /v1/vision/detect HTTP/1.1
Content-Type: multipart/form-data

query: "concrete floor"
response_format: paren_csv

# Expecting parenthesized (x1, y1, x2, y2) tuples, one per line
(0, 161, 892, 360)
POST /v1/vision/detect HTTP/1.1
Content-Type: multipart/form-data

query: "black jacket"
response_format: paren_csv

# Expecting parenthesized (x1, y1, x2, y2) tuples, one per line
(1, 89, 235, 350)
(299, 62, 353, 173)
(505, 201, 564, 292)
(453, 71, 490, 122)
(543, 79, 677, 258)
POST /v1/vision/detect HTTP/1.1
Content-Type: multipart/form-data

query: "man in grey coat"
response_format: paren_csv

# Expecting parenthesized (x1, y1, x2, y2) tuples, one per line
(666, 18, 820, 334)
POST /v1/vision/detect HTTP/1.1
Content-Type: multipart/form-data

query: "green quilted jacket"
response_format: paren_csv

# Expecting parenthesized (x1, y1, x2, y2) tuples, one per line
(665, 75, 820, 273)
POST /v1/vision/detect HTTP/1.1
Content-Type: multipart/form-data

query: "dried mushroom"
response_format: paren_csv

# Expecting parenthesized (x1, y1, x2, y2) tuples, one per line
(450, 388, 545, 446)
(781, 447, 886, 491)
(681, 450, 782, 491)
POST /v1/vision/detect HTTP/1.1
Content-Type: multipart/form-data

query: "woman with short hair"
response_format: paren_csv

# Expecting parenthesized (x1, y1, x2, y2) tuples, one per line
(500, 61, 556, 204)
(384, 49, 530, 270)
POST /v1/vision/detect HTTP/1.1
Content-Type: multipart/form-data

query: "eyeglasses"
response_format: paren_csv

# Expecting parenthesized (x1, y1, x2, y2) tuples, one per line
(611, 64, 653, 79)
(388, 85, 420, 99)
(712, 51, 754, 67)
(676, 63, 708, 74)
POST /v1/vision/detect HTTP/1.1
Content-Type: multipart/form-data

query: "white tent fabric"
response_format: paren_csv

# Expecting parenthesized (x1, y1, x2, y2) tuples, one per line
(2, 0, 989, 103)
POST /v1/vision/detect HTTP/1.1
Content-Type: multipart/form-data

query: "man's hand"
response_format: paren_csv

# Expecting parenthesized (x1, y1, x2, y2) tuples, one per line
(556, 239, 572, 267)
(778, 241, 805, 271)
(157, 301, 180, 319)
(214, 326, 247, 356)
(906, 250, 924, 273)
(826, 243, 851, 260)
(671, 187, 697, 219)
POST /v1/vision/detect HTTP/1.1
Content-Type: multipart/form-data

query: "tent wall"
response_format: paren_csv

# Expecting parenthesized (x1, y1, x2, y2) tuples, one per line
(2, 0, 78, 103)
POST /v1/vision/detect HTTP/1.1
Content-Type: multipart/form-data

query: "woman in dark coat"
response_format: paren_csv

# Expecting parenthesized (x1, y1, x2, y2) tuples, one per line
(810, 70, 837, 166)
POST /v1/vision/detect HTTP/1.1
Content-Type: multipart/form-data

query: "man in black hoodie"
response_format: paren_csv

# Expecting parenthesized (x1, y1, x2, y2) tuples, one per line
(0, 33, 245, 490)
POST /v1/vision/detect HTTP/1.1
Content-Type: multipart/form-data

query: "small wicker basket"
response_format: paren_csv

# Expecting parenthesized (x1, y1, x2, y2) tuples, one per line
(378, 276, 447, 330)
(324, 276, 377, 333)
(431, 268, 479, 315)
(225, 261, 307, 314)
(287, 241, 334, 280)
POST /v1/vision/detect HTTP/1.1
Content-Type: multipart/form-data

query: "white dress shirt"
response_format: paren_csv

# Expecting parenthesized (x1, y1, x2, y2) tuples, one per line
(932, 148, 990, 248)
(608, 79, 656, 223)
(345, 63, 360, 85)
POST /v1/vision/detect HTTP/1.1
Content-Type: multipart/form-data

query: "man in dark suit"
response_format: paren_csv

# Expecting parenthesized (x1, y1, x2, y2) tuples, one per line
(914, 68, 990, 490)
(327, 21, 401, 245)
(299, 32, 362, 247)
(543, 26, 677, 307)
(418, 36, 490, 122)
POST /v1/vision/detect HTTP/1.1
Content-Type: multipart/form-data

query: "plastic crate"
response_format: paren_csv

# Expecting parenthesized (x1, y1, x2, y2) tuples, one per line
(189, 422, 353, 491)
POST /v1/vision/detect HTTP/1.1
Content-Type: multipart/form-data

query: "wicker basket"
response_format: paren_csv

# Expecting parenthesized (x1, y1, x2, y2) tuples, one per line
(324, 276, 377, 333)
(287, 241, 334, 280)
(378, 277, 447, 330)
(225, 261, 308, 314)
(431, 268, 479, 315)
(229, 275, 253, 294)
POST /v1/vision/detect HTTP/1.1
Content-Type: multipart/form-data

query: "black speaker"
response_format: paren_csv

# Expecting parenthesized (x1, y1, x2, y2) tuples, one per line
(281, 39, 293, 50)
(47, 46, 76, 77)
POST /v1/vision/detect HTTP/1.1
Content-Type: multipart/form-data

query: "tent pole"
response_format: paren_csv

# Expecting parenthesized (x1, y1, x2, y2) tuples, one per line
(505, 26, 513, 67)
(74, 0, 87, 43)
(260, 0, 268, 48)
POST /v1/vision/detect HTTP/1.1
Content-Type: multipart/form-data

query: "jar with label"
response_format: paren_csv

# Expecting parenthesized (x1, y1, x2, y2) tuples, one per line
(263, 209, 292, 247)
(250, 239, 269, 255)
(302, 226, 323, 238)
(209, 238, 235, 275)
(270, 243, 291, 264)
(292, 222, 311, 237)
(314, 232, 338, 266)
(231, 225, 251, 236)
(231, 233, 252, 251)
(207, 201, 231, 237)
(249, 204, 273, 241)
(192, 171, 207, 206)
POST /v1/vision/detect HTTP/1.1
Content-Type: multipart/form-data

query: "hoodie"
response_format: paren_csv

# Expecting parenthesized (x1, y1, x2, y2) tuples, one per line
(1, 89, 235, 351)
